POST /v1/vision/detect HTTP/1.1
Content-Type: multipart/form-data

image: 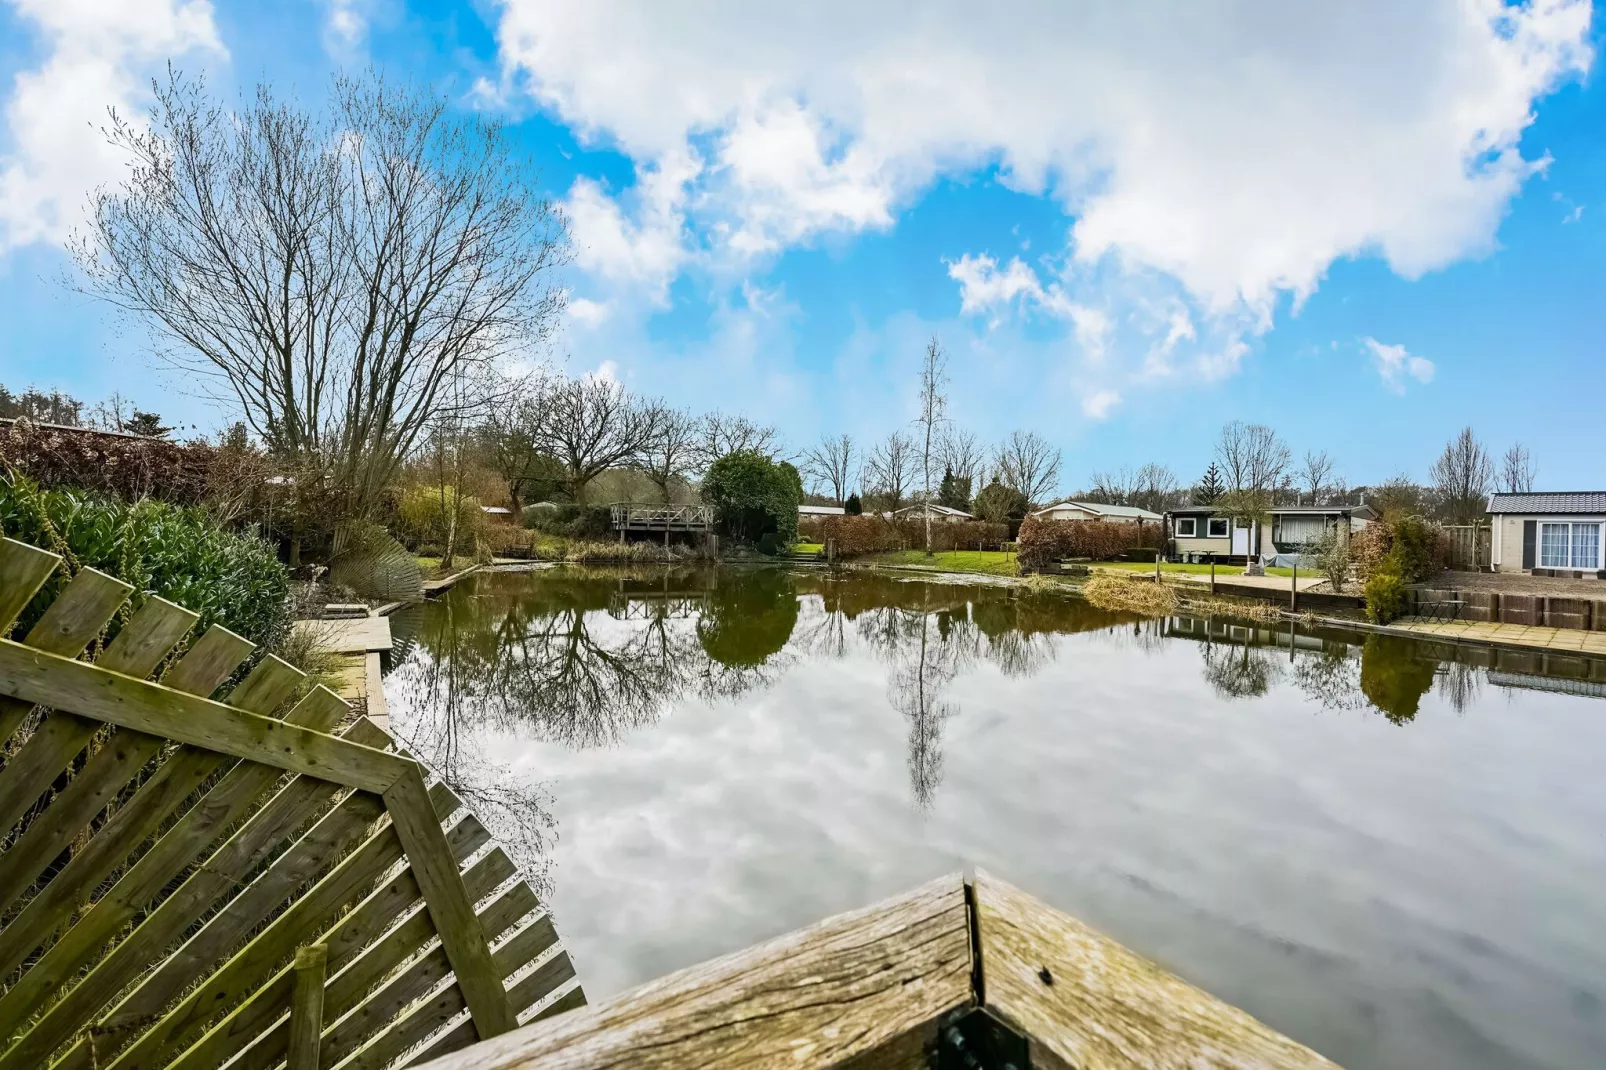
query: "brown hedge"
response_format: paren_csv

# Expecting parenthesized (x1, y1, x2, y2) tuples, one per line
(1016, 515, 1162, 571)
(799, 514, 1010, 556)
(0, 420, 223, 504)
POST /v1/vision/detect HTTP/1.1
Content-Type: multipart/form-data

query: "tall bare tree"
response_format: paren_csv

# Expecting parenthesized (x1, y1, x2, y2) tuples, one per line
(913, 337, 949, 554)
(481, 389, 558, 515)
(801, 433, 855, 503)
(73, 70, 569, 529)
(638, 406, 699, 503)
(1430, 426, 1494, 521)
(1501, 443, 1537, 494)
(1130, 463, 1179, 514)
(864, 431, 916, 511)
(995, 430, 1061, 505)
(1298, 450, 1336, 504)
(1215, 421, 1291, 496)
(533, 375, 660, 503)
(1087, 467, 1135, 505)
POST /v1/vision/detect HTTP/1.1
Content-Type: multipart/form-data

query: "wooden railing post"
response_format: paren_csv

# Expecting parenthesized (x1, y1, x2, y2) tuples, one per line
(289, 943, 327, 1070)
(383, 764, 517, 1039)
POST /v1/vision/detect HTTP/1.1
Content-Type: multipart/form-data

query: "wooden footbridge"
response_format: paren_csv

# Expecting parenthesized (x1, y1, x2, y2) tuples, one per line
(0, 537, 580, 1070)
(608, 503, 712, 539)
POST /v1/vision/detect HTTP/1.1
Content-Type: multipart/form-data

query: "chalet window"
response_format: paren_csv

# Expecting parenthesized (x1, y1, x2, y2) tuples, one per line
(1539, 522, 1602, 569)
(1176, 517, 1197, 537)
(1207, 518, 1229, 538)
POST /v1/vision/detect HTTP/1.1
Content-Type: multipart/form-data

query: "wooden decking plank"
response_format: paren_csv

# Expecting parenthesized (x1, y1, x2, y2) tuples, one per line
(383, 766, 516, 1040)
(414, 873, 971, 1070)
(0, 637, 407, 792)
(971, 869, 1340, 1070)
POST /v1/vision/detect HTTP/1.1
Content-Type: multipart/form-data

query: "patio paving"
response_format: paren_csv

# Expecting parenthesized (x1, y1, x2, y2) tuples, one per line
(1389, 616, 1606, 656)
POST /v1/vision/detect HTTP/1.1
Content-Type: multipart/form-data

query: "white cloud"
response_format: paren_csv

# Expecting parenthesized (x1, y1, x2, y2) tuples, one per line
(561, 148, 698, 303)
(494, 0, 1590, 317)
(321, 0, 371, 57)
(1363, 337, 1437, 392)
(947, 254, 1044, 317)
(1081, 389, 1120, 420)
(0, 0, 224, 254)
(567, 297, 610, 326)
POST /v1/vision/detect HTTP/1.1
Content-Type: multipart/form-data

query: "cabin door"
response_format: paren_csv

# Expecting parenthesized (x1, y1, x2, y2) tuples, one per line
(1231, 518, 1251, 556)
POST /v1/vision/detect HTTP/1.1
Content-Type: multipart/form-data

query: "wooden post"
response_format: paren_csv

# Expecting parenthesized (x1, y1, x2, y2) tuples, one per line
(1155, 552, 1161, 583)
(289, 943, 327, 1070)
(1210, 554, 1216, 596)
(1290, 560, 1298, 611)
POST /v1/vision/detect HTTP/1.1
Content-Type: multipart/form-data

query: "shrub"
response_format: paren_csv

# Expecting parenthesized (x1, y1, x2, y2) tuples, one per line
(1311, 527, 1353, 592)
(1352, 515, 1447, 584)
(396, 484, 485, 550)
(973, 480, 1029, 524)
(0, 419, 217, 505)
(702, 450, 801, 545)
(1016, 515, 1162, 571)
(1364, 564, 1409, 623)
(0, 474, 291, 649)
(523, 503, 613, 539)
(844, 493, 863, 516)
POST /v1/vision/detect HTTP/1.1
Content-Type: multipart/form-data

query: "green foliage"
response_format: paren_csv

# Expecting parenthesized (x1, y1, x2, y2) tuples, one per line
(696, 569, 798, 667)
(1386, 515, 1447, 582)
(1359, 634, 1437, 723)
(937, 466, 971, 511)
(522, 503, 613, 538)
(844, 493, 863, 515)
(1193, 462, 1224, 505)
(1310, 526, 1352, 592)
(1364, 563, 1409, 623)
(702, 449, 802, 545)
(973, 480, 1029, 524)
(396, 483, 485, 550)
(0, 474, 291, 648)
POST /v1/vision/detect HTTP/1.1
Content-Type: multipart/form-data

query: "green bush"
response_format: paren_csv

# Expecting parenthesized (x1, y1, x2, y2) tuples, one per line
(396, 484, 485, 550)
(973, 481, 1029, 524)
(702, 450, 801, 545)
(1364, 563, 1409, 623)
(0, 474, 291, 650)
(522, 503, 612, 538)
(1388, 515, 1447, 582)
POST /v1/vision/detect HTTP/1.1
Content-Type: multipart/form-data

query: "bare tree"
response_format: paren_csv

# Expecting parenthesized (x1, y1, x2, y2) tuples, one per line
(693, 412, 781, 473)
(533, 375, 660, 503)
(913, 337, 949, 554)
(1298, 450, 1336, 504)
(1430, 427, 1494, 521)
(864, 431, 916, 511)
(1087, 467, 1136, 505)
(481, 388, 559, 515)
(940, 427, 985, 500)
(1130, 463, 1179, 514)
(1215, 421, 1291, 495)
(802, 433, 855, 503)
(1501, 443, 1537, 494)
(73, 70, 569, 528)
(995, 430, 1061, 505)
(638, 406, 699, 503)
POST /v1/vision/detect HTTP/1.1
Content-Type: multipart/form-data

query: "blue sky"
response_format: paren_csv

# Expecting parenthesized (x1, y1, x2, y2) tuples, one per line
(1, 0, 1602, 494)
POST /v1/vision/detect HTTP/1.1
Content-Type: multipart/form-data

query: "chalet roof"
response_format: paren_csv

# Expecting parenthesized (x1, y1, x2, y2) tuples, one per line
(1034, 501, 1162, 521)
(1487, 491, 1606, 515)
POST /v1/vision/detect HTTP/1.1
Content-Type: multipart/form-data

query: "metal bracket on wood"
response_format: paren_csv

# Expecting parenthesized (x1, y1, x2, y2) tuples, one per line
(931, 1007, 1031, 1070)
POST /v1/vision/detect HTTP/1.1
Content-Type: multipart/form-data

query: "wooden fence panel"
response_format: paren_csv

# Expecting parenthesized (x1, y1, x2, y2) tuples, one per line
(0, 536, 584, 1070)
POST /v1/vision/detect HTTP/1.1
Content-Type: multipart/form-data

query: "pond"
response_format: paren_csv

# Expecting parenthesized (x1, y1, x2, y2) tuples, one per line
(382, 566, 1606, 1070)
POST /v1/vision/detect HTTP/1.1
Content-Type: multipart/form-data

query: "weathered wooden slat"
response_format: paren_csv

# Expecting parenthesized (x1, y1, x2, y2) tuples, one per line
(383, 766, 516, 1041)
(415, 874, 971, 1070)
(0, 647, 298, 988)
(289, 945, 329, 1070)
(0, 539, 65, 745)
(0, 688, 341, 1070)
(0, 597, 198, 912)
(169, 834, 512, 1070)
(161, 624, 256, 696)
(0, 536, 62, 633)
(404, 976, 586, 1069)
(0, 569, 134, 833)
(52, 694, 368, 1060)
(971, 870, 1339, 1070)
(492, 912, 557, 987)
(502, 949, 577, 1024)
(380, 971, 583, 1070)
(96, 783, 460, 1070)
(0, 637, 407, 792)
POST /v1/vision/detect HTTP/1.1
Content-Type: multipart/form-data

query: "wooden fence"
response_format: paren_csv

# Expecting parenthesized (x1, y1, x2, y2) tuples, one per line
(1443, 523, 1491, 572)
(0, 537, 582, 1070)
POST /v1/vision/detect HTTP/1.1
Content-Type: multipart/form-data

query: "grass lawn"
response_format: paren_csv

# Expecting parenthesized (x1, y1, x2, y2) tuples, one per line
(795, 542, 825, 554)
(862, 549, 1019, 577)
(1097, 560, 1298, 578)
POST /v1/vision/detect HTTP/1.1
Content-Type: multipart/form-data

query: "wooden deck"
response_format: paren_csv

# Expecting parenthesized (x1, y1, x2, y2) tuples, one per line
(417, 870, 1339, 1069)
(608, 503, 712, 533)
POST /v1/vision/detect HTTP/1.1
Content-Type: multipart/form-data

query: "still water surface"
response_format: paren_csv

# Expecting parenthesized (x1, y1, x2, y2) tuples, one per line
(383, 566, 1606, 1070)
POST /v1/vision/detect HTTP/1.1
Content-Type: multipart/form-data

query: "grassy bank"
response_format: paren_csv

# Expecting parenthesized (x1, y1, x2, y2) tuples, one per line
(857, 549, 1019, 577)
(1096, 560, 1299, 578)
(1082, 572, 1285, 622)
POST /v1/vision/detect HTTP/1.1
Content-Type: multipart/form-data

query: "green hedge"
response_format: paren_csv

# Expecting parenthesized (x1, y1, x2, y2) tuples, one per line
(0, 474, 291, 651)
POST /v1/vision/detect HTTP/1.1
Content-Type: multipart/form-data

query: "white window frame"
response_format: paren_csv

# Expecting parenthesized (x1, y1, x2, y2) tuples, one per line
(1175, 517, 1197, 537)
(1536, 519, 1604, 571)
(1207, 517, 1230, 538)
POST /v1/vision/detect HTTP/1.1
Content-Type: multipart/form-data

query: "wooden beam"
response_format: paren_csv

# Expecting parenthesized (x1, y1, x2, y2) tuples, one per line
(289, 945, 328, 1070)
(0, 537, 62, 633)
(0, 636, 408, 792)
(970, 869, 1339, 1069)
(413, 873, 972, 1070)
(384, 765, 517, 1040)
